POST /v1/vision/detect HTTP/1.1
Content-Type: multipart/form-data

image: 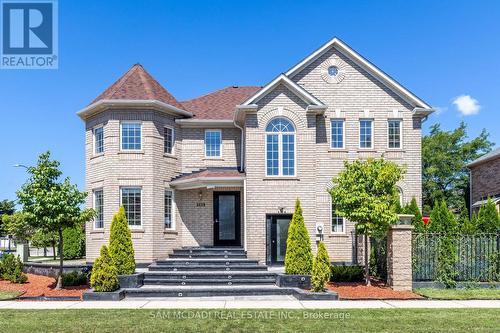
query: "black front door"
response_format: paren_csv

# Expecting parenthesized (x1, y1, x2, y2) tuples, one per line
(266, 214, 292, 265)
(213, 192, 241, 246)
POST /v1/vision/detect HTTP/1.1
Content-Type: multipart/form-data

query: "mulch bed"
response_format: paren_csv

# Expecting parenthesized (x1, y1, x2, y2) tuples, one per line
(0, 274, 88, 300)
(327, 280, 424, 300)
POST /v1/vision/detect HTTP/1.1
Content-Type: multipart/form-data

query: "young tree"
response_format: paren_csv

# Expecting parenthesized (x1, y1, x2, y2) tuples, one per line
(109, 207, 136, 275)
(476, 198, 500, 233)
(311, 241, 331, 292)
(423, 122, 493, 211)
(284, 199, 313, 275)
(329, 158, 404, 285)
(16, 152, 95, 289)
(403, 197, 424, 233)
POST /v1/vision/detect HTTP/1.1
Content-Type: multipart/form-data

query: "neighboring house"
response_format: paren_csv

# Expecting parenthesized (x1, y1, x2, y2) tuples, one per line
(468, 147, 500, 212)
(78, 37, 433, 264)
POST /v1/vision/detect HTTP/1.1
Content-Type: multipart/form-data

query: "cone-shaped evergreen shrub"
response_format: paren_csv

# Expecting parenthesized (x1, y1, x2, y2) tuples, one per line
(284, 199, 313, 275)
(459, 205, 476, 234)
(476, 198, 500, 233)
(428, 200, 458, 233)
(403, 197, 424, 232)
(109, 207, 136, 275)
(63, 225, 85, 259)
(311, 242, 331, 292)
(90, 245, 119, 292)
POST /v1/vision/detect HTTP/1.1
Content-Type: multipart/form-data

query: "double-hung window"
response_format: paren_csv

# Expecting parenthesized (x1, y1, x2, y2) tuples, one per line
(330, 119, 344, 149)
(93, 189, 104, 229)
(266, 117, 296, 177)
(164, 127, 174, 154)
(121, 187, 142, 227)
(165, 189, 174, 229)
(388, 119, 402, 149)
(359, 119, 373, 149)
(121, 122, 142, 150)
(204, 130, 221, 157)
(94, 126, 104, 154)
(331, 202, 345, 234)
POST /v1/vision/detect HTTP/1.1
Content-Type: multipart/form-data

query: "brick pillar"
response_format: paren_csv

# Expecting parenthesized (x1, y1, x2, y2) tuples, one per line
(387, 224, 414, 291)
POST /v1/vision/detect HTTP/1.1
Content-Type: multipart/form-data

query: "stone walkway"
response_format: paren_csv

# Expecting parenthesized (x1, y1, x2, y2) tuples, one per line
(1, 296, 500, 309)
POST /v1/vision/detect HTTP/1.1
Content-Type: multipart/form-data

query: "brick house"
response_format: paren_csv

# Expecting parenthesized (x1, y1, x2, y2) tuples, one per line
(468, 147, 500, 212)
(78, 37, 433, 264)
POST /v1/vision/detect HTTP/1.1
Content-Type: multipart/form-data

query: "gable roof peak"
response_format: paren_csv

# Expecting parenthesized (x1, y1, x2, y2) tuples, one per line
(90, 63, 183, 109)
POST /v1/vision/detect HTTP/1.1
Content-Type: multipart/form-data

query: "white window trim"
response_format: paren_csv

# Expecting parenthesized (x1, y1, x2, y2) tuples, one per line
(93, 188, 104, 230)
(164, 126, 175, 156)
(264, 129, 297, 177)
(330, 198, 346, 234)
(120, 121, 143, 152)
(119, 186, 143, 229)
(330, 119, 345, 149)
(358, 119, 374, 149)
(93, 125, 104, 155)
(204, 129, 222, 158)
(164, 188, 176, 230)
(387, 119, 403, 150)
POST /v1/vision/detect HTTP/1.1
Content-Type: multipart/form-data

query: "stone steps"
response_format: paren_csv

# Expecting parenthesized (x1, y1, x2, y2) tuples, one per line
(143, 278, 277, 286)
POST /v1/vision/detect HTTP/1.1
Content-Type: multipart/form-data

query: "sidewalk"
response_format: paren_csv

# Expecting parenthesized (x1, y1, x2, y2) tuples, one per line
(1, 296, 500, 309)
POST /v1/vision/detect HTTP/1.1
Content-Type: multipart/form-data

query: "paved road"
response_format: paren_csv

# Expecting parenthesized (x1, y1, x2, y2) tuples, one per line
(1, 296, 500, 309)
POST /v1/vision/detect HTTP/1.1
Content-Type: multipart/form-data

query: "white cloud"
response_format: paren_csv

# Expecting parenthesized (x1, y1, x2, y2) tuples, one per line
(452, 95, 481, 116)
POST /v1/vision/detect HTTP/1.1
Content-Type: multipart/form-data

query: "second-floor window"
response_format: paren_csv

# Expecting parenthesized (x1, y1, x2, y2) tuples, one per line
(359, 119, 373, 149)
(94, 126, 104, 154)
(331, 119, 344, 149)
(164, 127, 174, 154)
(266, 117, 296, 177)
(205, 129, 221, 157)
(93, 189, 104, 229)
(388, 119, 402, 149)
(121, 187, 142, 227)
(121, 122, 142, 150)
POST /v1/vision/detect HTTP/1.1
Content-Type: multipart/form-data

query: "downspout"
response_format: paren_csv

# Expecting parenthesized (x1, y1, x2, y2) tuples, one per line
(234, 112, 247, 251)
(234, 120, 245, 172)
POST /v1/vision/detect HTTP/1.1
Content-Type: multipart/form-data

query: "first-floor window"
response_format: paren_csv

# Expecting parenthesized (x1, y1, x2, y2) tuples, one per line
(165, 189, 174, 229)
(121, 187, 141, 226)
(93, 189, 104, 229)
(331, 202, 345, 233)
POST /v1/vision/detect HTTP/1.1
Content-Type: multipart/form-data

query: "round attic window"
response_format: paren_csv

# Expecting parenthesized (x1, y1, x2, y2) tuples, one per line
(320, 57, 347, 84)
(328, 66, 339, 77)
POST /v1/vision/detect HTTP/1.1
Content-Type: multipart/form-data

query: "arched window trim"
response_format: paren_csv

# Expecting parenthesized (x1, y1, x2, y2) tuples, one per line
(265, 116, 296, 177)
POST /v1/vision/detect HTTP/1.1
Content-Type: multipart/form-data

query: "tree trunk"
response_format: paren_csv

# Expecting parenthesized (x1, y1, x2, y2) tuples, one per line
(364, 233, 371, 286)
(52, 241, 56, 260)
(56, 227, 64, 289)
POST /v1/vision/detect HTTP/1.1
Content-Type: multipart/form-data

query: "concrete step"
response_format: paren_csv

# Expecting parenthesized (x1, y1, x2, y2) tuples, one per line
(144, 271, 276, 280)
(169, 253, 247, 259)
(155, 259, 260, 266)
(173, 248, 246, 256)
(148, 264, 268, 272)
(143, 278, 277, 286)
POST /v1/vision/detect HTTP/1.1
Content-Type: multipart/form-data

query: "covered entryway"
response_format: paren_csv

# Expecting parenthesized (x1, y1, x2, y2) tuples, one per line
(266, 214, 292, 265)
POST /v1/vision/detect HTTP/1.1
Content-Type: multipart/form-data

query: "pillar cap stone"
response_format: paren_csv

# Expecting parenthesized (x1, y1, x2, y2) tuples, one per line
(389, 224, 414, 230)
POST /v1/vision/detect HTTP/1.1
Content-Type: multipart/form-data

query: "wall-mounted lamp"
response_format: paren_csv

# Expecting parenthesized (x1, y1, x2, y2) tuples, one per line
(198, 190, 203, 201)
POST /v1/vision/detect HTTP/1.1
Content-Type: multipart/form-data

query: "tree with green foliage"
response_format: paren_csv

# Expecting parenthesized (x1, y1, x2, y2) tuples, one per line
(403, 197, 424, 232)
(16, 152, 95, 288)
(459, 205, 476, 235)
(0, 200, 15, 235)
(109, 207, 136, 275)
(329, 158, 404, 285)
(284, 199, 313, 275)
(428, 200, 458, 233)
(311, 242, 331, 292)
(63, 225, 85, 260)
(422, 122, 493, 213)
(476, 198, 500, 233)
(2, 212, 33, 242)
(31, 229, 58, 260)
(90, 245, 119, 292)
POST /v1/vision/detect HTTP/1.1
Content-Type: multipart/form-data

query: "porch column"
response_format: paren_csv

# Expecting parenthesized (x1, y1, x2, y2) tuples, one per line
(386, 219, 414, 291)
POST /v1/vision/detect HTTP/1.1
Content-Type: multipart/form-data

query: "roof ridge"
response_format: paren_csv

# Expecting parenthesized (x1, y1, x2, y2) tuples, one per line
(181, 86, 261, 103)
(137, 65, 155, 100)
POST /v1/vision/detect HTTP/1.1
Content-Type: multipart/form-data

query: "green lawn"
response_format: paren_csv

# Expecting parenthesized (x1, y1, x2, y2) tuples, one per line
(0, 309, 499, 332)
(416, 288, 500, 300)
(0, 290, 22, 301)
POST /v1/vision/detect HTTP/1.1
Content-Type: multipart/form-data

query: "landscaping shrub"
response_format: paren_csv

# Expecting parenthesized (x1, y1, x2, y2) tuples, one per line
(90, 245, 119, 292)
(284, 199, 313, 275)
(403, 197, 424, 232)
(62, 271, 88, 287)
(476, 198, 500, 233)
(0, 254, 27, 283)
(311, 242, 331, 292)
(109, 207, 136, 275)
(330, 265, 364, 282)
(63, 225, 85, 260)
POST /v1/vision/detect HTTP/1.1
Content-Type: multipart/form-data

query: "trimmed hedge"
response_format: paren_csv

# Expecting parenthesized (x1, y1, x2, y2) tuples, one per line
(284, 199, 313, 275)
(63, 226, 85, 260)
(62, 271, 88, 287)
(330, 265, 364, 282)
(109, 207, 136, 275)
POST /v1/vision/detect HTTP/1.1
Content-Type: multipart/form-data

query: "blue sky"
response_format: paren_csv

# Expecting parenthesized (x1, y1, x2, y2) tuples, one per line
(1, 0, 499, 201)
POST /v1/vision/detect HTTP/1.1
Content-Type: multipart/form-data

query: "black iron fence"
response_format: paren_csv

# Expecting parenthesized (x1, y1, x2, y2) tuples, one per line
(413, 233, 500, 282)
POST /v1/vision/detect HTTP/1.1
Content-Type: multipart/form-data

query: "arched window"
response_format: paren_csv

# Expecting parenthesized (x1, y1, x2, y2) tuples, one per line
(265, 117, 296, 176)
(397, 187, 404, 206)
